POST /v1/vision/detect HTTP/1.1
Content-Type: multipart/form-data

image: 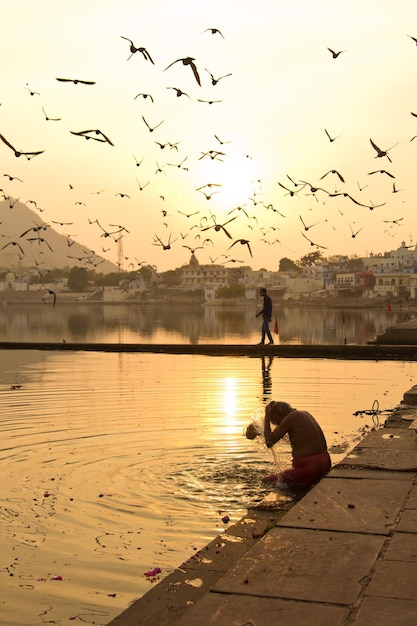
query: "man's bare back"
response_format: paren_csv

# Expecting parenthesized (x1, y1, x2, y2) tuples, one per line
(265, 408, 328, 458)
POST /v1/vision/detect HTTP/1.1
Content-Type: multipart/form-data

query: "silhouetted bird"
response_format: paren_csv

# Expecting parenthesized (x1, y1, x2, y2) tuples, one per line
(327, 48, 346, 58)
(163, 57, 201, 86)
(142, 116, 164, 132)
(134, 93, 154, 102)
(369, 138, 397, 163)
(120, 36, 154, 63)
(0, 133, 44, 159)
(202, 28, 224, 38)
(55, 77, 96, 85)
(324, 128, 341, 142)
(205, 68, 232, 85)
(228, 238, 253, 257)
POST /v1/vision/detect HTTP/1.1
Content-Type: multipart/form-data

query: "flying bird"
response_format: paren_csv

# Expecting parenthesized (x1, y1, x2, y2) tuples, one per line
(1, 241, 25, 255)
(27, 237, 54, 251)
(55, 77, 96, 85)
(204, 68, 232, 85)
(301, 232, 328, 249)
(137, 179, 150, 191)
(166, 87, 191, 98)
(278, 181, 299, 196)
(25, 84, 40, 96)
(299, 215, 320, 231)
(349, 224, 363, 238)
(328, 191, 371, 208)
(197, 189, 219, 200)
(70, 129, 114, 145)
(357, 181, 368, 191)
(0, 133, 44, 159)
(133, 155, 145, 167)
(228, 239, 253, 258)
(196, 182, 222, 191)
(383, 217, 404, 224)
(202, 28, 224, 38)
(327, 48, 346, 58)
(152, 232, 177, 250)
(227, 205, 250, 218)
(142, 115, 164, 132)
(94, 220, 125, 239)
(120, 36, 154, 62)
(367, 169, 395, 178)
(155, 162, 166, 175)
(197, 98, 222, 104)
(7, 197, 20, 208)
(298, 181, 330, 195)
(163, 57, 201, 86)
(183, 245, 203, 253)
(167, 156, 188, 169)
(134, 92, 154, 102)
(199, 150, 225, 161)
(19, 222, 49, 237)
(369, 138, 397, 162)
(214, 134, 230, 145)
(42, 106, 61, 121)
(201, 215, 237, 239)
(3, 173, 23, 182)
(178, 209, 200, 218)
(324, 128, 341, 142)
(319, 169, 345, 183)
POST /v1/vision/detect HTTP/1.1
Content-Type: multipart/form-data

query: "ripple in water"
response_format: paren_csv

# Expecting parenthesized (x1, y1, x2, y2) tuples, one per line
(1, 350, 414, 625)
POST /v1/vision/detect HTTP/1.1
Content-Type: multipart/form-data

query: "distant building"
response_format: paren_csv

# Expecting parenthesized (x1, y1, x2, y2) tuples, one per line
(363, 242, 417, 273)
(373, 273, 413, 298)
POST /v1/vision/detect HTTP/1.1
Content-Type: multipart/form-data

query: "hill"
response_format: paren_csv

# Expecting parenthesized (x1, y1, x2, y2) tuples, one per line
(0, 199, 118, 274)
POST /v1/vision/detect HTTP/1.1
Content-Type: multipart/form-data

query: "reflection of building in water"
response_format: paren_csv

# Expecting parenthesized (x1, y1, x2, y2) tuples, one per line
(261, 355, 273, 402)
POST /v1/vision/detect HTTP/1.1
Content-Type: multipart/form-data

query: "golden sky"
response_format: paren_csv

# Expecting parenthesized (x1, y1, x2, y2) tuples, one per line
(1, 0, 417, 272)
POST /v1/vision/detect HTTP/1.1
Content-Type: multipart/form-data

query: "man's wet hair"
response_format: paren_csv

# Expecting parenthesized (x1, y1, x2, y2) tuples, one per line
(270, 401, 292, 424)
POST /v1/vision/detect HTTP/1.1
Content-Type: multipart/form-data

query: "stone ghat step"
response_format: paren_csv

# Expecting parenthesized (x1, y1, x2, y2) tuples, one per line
(108, 415, 417, 626)
(374, 317, 417, 344)
(0, 342, 417, 360)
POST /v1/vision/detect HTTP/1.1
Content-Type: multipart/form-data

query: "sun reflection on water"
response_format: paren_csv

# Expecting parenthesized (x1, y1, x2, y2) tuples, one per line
(0, 350, 415, 626)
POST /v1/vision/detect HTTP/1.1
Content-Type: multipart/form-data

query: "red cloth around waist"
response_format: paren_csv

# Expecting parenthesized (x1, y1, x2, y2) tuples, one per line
(279, 450, 331, 489)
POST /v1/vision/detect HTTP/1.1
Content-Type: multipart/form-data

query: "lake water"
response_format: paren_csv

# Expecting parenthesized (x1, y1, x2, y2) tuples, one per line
(0, 304, 415, 625)
(0, 301, 400, 344)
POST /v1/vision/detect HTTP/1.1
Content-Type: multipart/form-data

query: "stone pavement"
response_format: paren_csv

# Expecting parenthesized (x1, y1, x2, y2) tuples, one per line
(109, 389, 417, 626)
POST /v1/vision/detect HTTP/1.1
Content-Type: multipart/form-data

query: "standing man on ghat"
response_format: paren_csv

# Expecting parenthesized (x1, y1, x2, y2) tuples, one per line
(255, 287, 273, 345)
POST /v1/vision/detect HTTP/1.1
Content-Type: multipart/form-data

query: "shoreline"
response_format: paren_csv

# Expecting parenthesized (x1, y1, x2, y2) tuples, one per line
(108, 389, 417, 626)
(0, 292, 415, 312)
(1, 340, 417, 355)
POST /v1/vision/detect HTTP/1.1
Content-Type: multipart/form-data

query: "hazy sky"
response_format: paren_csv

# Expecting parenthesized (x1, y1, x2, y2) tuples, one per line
(1, 0, 417, 272)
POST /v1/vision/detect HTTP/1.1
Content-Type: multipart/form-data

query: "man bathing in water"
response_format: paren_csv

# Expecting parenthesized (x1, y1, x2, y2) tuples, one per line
(246, 401, 331, 489)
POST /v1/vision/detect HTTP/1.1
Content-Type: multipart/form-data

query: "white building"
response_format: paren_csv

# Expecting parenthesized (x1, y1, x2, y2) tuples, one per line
(363, 242, 417, 272)
(373, 273, 413, 298)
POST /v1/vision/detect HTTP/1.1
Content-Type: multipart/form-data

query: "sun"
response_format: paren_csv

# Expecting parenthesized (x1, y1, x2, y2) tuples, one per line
(216, 153, 260, 209)
(194, 151, 260, 214)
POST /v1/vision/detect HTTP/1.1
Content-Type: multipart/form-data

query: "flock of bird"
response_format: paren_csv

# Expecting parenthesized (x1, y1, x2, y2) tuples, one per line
(0, 24, 416, 274)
